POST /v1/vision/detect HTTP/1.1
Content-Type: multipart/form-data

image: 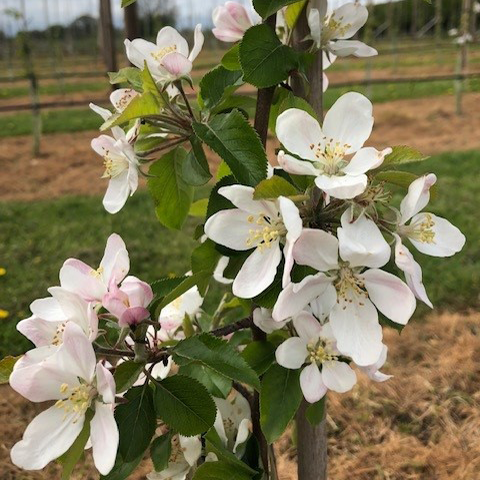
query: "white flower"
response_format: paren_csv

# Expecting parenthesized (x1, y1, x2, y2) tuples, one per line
(59, 233, 130, 303)
(358, 345, 392, 383)
(212, 2, 256, 42)
(322, 51, 336, 92)
(273, 209, 416, 366)
(17, 287, 98, 348)
(307, 1, 377, 57)
(90, 88, 139, 124)
(394, 174, 465, 307)
(125, 25, 204, 83)
(147, 435, 202, 480)
(253, 307, 288, 334)
(276, 92, 391, 200)
(276, 312, 356, 403)
(10, 322, 118, 475)
(213, 392, 251, 454)
(204, 185, 303, 298)
(213, 256, 234, 285)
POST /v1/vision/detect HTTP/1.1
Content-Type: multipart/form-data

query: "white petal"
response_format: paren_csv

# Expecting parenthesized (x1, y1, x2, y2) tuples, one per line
(124, 38, 157, 69)
(273, 273, 333, 321)
(359, 345, 392, 383)
(188, 24, 204, 62)
(338, 209, 391, 268)
(205, 209, 255, 251)
(17, 316, 59, 347)
(330, 294, 383, 366)
(322, 92, 373, 154)
(157, 26, 189, 57)
(277, 151, 319, 176)
(103, 170, 131, 214)
(253, 307, 288, 333)
(300, 363, 327, 403)
(11, 406, 84, 470)
(232, 242, 282, 298)
(314, 173, 368, 199)
(275, 337, 308, 369)
(100, 233, 130, 286)
(293, 229, 339, 272)
(213, 256, 234, 285)
(276, 109, 323, 161)
(179, 435, 202, 466)
(293, 311, 322, 342)
(218, 185, 275, 216)
(362, 269, 416, 325)
(91, 402, 119, 475)
(409, 213, 466, 257)
(279, 196, 303, 242)
(331, 3, 368, 38)
(96, 363, 116, 404)
(329, 39, 377, 57)
(59, 264, 106, 303)
(110, 88, 138, 113)
(233, 418, 251, 453)
(307, 8, 322, 47)
(343, 147, 392, 175)
(321, 361, 356, 393)
(309, 283, 337, 322)
(89, 102, 112, 121)
(30, 297, 65, 322)
(400, 173, 437, 224)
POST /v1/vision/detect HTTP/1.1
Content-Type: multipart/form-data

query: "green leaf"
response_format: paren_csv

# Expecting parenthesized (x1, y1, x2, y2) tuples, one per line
(59, 410, 93, 479)
(253, 0, 301, 18)
(158, 271, 211, 309)
(193, 110, 267, 186)
(0, 355, 20, 384)
(216, 161, 232, 181)
(200, 66, 243, 109)
(241, 341, 276, 376)
(173, 333, 260, 390)
(189, 198, 209, 218)
(101, 91, 161, 130)
(193, 460, 253, 480)
(150, 433, 172, 472)
(141, 62, 162, 100)
(221, 44, 241, 71)
(179, 363, 232, 399)
(121, 0, 137, 7)
(108, 67, 142, 90)
(212, 95, 257, 116)
(285, 0, 307, 29)
(152, 276, 187, 297)
(239, 24, 298, 88)
(147, 147, 194, 230)
(115, 385, 156, 462)
(192, 239, 221, 274)
(379, 145, 429, 169)
(207, 175, 236, 219)
(100, 452, 144, 480)
(253, 176, 299, 200)
(375, 170, 437, 198)
(306, 396, 326, 426)
(260, 365, 303, 443)
(182, 137, 212, 186)
(154, 375, 217, 436)
(114, 361, 144, 393)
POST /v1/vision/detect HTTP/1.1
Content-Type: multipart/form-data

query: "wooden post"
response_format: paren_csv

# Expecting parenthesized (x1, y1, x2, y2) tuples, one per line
(99, 0, 117, 73)
(291, 3, 327, 480)
(124, 2, 139, 41)
(411, 0, 419, 37)
(456, 0, 472, 114)
(435, 0, 443, 44)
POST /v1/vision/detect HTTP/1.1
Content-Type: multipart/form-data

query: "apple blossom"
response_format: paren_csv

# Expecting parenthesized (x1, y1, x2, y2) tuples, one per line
(307, 1, 377, 57)
(90, 88, 138, 125)
(212, 1, 256, 42)
(253, 307, 288, 334)
(10, 322, 118, 475)
(276, 312, 357, 403)
(273, 210, 416, 366)
(276, 92, 392, 200)
(59, 233, 130, 303)
(204, 185, 302, 298)
(213, 256, 234, 285)
(125, 25, 204, 83)
(358, 345, 392, 383)
(103, 276, 154, 327)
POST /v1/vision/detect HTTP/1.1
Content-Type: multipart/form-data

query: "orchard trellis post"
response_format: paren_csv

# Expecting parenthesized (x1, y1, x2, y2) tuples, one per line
(99, 0, 117, 77)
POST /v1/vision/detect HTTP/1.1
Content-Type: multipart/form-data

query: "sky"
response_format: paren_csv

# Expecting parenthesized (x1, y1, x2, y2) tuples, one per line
(0, 0, 360, 35)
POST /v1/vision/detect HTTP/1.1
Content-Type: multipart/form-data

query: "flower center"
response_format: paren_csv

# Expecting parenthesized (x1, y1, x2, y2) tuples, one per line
(55, 383, 95, 418)
(334, 265, 367, 305)
(90, 266, 104, 278)
(311, 138, 351, 176)
(403, 214, 436, 244)
(323, 15, 352, 42)
(52, 322, 67, 346)
(102, 154, 129, 179)
(307, 339, 337, 365)
(245, 213, 286, 252)
(151, 44, 177, 62)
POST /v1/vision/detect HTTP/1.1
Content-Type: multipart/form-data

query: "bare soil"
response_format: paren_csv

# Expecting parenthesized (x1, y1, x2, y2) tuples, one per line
(1, 93, 480, 202)
(1, 311, 479, 479)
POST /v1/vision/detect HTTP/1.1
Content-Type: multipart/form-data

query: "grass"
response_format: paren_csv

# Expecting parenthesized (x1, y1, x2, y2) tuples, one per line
(0, 149, 478, 357)
(0, 81, 108, 100)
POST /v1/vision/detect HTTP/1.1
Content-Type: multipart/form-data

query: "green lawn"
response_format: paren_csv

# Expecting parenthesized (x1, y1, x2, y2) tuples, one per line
(0, 150, 478, 357)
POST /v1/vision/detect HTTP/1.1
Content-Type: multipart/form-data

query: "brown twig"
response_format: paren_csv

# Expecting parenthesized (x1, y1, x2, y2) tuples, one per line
(210, 316, 253, 337)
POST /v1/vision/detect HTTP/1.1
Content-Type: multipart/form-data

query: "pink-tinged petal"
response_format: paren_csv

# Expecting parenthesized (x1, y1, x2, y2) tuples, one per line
(48, 287, 92, 332)
(121, 276, 154, 307)
(276, 109, 323, 162)
(400, 173, 437, 224)
(110, 88, 138, 113)
(100, 233, 130, 286)
(156, 26, 189, 57)
(277, 151, 320, 176)
(58, 322, 97, 382)
(95, 363, 116, 404)
(212, 27, 245, 42)
(91, 402, 119, 475)
(362, 269, 416, 325)
(124, 38, 157, 69)
(91, 134, 117, 157)
(409, 213, 466, 257)
(314, 173, 368, 199)
(273, 273, 333, 321)
(10, 406, 84, 470)
(394, 234, 432, 308)
(233, 242, 282, 298)
(338, 209, 391, 268)
(89, 102, 112, 121)
(30, 297, 64, 322)
(188, 24, 204, 62)
(329, 294, 383, 366)
(309, 284, 337, 322)
(343, 147, 392, 175)
(293, 228, 339, 272)
(330, 3, 368, 38)
(358, 345, 392, 383)
(293, 311, 322, 342)
(300, 363, 327, 403)
(205, 209, 257, 251)
(253, 307, 288, 333)
(161, 52, 193, 78)
(62, 257, 92, 274)
(275, 337, 308, 369)
(225, 1, 253, 30)
(329, 39, 377, 57)
(59, 265, 105, 303)
(103, 291, 128, 320)
(322, 92, 373, 154)
(103, 170, 131, 214)
(17, 316, 59, 347)
(321, 360, 356, 393)
(119, 307, 150, 327)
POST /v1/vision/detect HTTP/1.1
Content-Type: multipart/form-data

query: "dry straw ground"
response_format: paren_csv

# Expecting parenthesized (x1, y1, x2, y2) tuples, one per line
(1, 311, 479, 479)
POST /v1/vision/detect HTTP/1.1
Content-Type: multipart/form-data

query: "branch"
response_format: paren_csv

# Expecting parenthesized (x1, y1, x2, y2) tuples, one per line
(94, 346, 135, 358)
(211, 316, 253, 337)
